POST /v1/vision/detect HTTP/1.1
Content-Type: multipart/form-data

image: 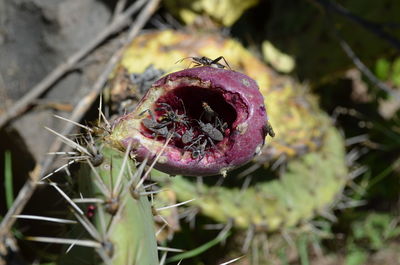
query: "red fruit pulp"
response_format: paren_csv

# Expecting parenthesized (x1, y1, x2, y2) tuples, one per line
(109, 66, 269, 176)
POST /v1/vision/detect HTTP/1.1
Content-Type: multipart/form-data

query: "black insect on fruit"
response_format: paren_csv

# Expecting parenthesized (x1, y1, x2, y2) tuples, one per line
(182, 128, 195, 144)
(263, 122, 275, 138)
(200, 101, 216, 123)
(110, 66, 269, 176)
(156, 100, 190, 129)
(176, 56, 231, 69)
(140, 109, 169, 137)
(184, 138, 208, 161)
(130, 64, 164, 95)
(198, 120, 224, 144)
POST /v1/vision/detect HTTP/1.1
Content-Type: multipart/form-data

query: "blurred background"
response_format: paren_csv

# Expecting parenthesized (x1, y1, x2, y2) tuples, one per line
(1, 0, 400, 264)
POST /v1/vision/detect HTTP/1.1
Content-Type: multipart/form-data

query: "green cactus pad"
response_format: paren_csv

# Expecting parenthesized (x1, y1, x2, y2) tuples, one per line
(155, 126, 347, 231)
(60, 145, 159, 265)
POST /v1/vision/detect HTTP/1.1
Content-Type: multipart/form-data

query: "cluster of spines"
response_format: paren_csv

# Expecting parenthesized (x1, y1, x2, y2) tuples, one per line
(16, 116, 190, 264)
(152, 121, 351, 262)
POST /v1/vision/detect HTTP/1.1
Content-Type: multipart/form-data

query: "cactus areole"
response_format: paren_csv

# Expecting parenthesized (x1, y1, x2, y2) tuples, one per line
(109, 66, 269, 176)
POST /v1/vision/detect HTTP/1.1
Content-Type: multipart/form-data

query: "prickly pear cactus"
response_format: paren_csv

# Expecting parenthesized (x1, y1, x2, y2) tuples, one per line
(46, 135, 159, 264)
(155, 126, 346, 231)
(110, 29, 341, 168)
(106, 27, 348, 243)
(80, 145, 158, 264)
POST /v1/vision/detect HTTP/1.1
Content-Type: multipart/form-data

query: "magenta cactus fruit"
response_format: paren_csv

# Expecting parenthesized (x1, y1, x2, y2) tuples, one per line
(108, 66, 269, 176)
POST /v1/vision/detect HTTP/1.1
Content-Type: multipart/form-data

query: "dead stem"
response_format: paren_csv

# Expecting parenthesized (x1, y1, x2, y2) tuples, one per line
(0, 0, 147, 129)
(0, 0, 161, 251)
(41, 0, 162, 179)
(113, 0, 128, 20)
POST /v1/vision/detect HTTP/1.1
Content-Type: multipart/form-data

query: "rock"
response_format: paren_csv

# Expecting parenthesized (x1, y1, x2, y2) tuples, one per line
(0, 0, 111, 163)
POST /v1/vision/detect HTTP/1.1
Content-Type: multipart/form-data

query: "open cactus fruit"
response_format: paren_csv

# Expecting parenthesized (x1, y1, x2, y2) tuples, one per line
(38, 29, 347, 265)
(108, 66, 270, 176)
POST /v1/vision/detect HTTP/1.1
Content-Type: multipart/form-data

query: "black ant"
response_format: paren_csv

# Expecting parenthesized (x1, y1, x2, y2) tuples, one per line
(176, 56, 231, 69)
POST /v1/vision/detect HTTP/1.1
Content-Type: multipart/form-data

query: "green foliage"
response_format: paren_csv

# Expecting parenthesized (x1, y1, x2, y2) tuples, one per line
(345, 248, 368, 265)
(237, 0, 400, 81)
(375, 57, 400, 88)
(391, 58, 400, 86)
(351, 213, 400, 250)
(339, 212, 400, 265)
(297, 235, 310, 265)
(375, 58, 391, 80)
(167, 231, 231, 263)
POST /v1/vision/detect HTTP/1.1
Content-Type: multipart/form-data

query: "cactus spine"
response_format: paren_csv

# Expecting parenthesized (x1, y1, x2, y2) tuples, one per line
(57, 140, 159, 264)
(108, 29, 349, 233)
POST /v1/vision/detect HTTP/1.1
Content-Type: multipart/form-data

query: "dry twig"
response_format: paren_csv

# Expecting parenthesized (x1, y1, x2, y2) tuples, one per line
(0, 0, 161, 258)
(113, 0, 128, 20)
(0, 0, 146, 129)
(315, 0, 400, 51)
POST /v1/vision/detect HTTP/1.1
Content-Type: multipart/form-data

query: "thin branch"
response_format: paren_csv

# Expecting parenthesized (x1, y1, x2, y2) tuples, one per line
(0, 0, 160, 247)
(0, 0, 147, 129)
(40, 0, 161, 178)
(331, 22, 400, 100)
(113, 0, 128, 20)
(0, 165, 41, 240)
(315, 0, 400, 51)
